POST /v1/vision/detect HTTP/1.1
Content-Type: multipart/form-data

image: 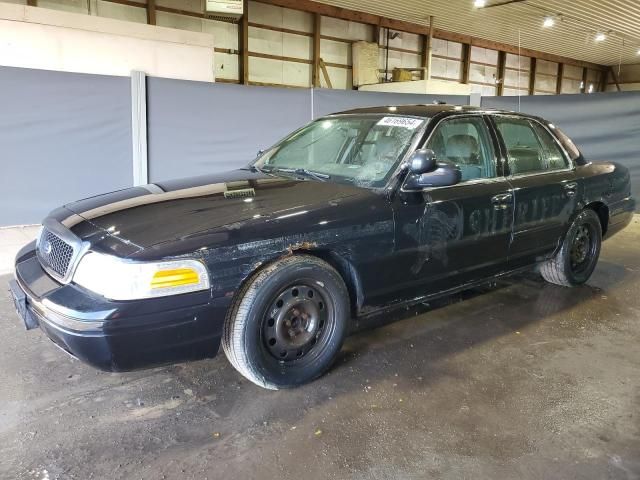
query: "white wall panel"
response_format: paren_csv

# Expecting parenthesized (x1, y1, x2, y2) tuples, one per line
(323, 66, 351, 90)
(96, 1, 146, 23)
(322, 16, 372, 41)
(215, 52, 239, 80)
(321, 38, 350, 65)
(562, 78, 582, 93)
(203, 18, 238, 50)
(156, 11, 203, 32)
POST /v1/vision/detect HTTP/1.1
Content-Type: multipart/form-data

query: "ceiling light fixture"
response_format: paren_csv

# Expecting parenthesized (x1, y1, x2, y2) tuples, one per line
(543, 16, 555, 28)
(637, 48, 640, 55)
(474, 0, 486, 8)
(595, 32, 606, 42)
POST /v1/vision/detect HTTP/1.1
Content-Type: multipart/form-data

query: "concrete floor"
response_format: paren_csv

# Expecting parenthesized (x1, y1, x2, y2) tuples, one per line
(1, 218, 639, 480)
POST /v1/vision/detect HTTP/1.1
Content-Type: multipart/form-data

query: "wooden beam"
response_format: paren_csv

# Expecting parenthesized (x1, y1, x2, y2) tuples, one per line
(313, 13, 321, 88)
(556, 63, 564, 94)
(251, 0, 607, 72)
(496, 50, 506, 95)
(529, 57, 537, 95)
(609, 67, 622, 92)
(461, 43, 471, 84)
(239, 0, 249, 85)
(252, 0, 428, 35)
(146, 0, 156, 25)
(420, 34, 429, 80)
(248, 22, 312, 38)
(319, 58, 333, 88)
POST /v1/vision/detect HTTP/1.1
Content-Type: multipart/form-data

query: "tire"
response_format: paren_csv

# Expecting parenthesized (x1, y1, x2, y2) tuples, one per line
(540, 209, 602, 287)
(222, 254, 350, 390)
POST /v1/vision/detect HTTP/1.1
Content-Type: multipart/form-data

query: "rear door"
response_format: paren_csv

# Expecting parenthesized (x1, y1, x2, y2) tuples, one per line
(388, 114, 514, 303)
(491, 115, 578, 268)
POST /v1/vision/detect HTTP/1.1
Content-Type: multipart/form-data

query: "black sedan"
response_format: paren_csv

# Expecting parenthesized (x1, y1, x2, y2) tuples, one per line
(9, 105, 635, 389)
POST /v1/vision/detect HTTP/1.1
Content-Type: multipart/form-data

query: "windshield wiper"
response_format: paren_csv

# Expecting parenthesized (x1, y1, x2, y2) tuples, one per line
(275, 168, 330, 181)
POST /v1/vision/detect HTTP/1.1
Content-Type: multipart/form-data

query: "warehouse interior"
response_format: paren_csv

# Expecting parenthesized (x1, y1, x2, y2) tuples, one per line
(0, 0, 639, 479)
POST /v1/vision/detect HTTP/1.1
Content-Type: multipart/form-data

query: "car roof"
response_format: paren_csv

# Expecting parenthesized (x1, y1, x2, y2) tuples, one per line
(331, 103, 543, 121)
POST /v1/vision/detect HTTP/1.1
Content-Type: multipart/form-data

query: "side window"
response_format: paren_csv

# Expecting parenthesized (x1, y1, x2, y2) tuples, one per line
(426, 117, 496, 182)
(530, 122, 570, 171)
(495, 117, 569, 175)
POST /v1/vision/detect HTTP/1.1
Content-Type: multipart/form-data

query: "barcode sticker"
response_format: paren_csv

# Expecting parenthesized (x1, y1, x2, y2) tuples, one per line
(377, 117, 424, 129)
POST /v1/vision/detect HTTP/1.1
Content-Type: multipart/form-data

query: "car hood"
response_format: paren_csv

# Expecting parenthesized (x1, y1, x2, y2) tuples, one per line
(60, 170, 373, 249)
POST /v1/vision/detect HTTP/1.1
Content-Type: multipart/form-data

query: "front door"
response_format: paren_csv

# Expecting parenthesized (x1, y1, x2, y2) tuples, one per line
(491, 115, 579, 268)
(387, 115, 514, 304)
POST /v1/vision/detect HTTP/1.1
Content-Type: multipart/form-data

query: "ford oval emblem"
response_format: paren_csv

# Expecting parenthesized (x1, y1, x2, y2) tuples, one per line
(43, 241, 52, 255)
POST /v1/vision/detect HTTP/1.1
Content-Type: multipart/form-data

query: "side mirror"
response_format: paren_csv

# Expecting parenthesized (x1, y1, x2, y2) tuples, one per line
(409, 149, 437, 175)
(256, 149, 264, 158)
(404, 161, 462, 190)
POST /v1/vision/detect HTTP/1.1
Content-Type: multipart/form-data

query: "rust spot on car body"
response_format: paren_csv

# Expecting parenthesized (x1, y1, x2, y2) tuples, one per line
(286, 241, 318, 255)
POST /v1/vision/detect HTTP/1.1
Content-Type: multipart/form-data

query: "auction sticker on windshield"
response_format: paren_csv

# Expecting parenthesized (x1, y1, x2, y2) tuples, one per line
(377, 117, 424, 129)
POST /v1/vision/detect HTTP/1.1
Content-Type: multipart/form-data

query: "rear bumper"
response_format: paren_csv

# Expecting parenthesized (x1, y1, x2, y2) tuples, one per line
(10, 244, 230, 371)
(605, 196, 636, 240)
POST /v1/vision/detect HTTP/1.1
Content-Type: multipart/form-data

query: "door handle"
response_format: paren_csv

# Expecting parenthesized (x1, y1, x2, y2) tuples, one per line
(491, 193, 513, 204)
(564, 182, 578, 196)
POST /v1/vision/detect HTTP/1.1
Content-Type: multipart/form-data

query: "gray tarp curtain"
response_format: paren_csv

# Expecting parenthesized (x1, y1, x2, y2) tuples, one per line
(0, 66, 132, 226)
(146, 78, 469, 183)
(0, 65, 638, 226)
(481, 92, 640, 207)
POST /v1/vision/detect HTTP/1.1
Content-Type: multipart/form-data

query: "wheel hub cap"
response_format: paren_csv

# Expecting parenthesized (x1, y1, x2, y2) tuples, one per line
(263, 284, 328, 361)
(570, 225, 591, 267)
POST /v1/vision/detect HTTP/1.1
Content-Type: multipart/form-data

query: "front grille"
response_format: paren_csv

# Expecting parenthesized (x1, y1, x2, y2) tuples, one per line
(38, 229, 75, 278)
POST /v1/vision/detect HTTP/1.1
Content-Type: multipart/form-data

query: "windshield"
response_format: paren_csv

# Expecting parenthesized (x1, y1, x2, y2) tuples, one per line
(253, 115, 427, 188)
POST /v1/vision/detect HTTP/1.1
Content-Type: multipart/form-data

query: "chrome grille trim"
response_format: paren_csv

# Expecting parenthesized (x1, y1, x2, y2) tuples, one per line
(36, 218, 89, 284)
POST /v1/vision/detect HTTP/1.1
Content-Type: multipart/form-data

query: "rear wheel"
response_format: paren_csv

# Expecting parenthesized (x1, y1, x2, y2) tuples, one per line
(540, 209, 602, 287)
(222, 255, 349, 390)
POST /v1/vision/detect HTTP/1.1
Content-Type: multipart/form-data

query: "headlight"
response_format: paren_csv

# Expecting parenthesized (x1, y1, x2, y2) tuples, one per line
(73, 252, 210, 301)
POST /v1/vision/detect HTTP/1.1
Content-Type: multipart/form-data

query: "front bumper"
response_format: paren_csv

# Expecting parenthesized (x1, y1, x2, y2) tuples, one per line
(10, 243, 230, 371)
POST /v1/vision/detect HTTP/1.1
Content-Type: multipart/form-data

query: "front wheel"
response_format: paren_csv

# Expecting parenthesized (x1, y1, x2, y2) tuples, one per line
(222, 255, 349, 390)
(540, 209, 602, 287)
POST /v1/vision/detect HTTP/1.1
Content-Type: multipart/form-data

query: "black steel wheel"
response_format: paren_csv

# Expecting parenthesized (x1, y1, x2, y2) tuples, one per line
(222, 255, 349, 390)
(540, 209, 603, 287)
(262, 283, 331, 362)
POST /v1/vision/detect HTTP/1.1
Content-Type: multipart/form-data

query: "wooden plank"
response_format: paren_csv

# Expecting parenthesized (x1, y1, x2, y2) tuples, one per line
(248, 22, 312, 37)
(528, 57, 537, 95)
(249, 81, 306, 89)
(461, 43, 471, 84)
(146, 0, 156, 25)
(319, 58, 333, 88)
(313, 13, 321, 88)
(240, 0, 249, 85)
(610, 67, 621, 92)
(250, 51, 312, 64)
(496, 51, 506, 95)
(556, 63, 564, 94)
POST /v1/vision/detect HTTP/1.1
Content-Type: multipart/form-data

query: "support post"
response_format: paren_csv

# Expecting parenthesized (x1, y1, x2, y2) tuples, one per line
(131, 71, 148, 187)
(312, 13, 321, 87)
(528, 57, 537, 95)
(461, 43, 471, 84)
(497, 51, 506, 96)
(146, 0, 156, 25)
(240, 0, 249, 84)
(423, 16, 434, 81)
(556, 63, 563, 94)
